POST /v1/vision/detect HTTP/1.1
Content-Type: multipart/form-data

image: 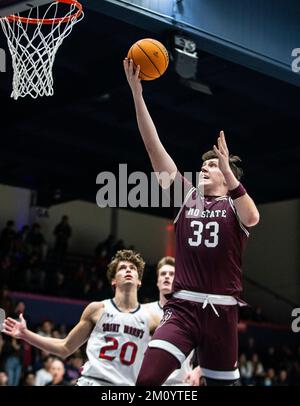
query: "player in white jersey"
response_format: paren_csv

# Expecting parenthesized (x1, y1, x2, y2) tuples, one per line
(143, 256, 201, 386)
(2, 250, 160, 386)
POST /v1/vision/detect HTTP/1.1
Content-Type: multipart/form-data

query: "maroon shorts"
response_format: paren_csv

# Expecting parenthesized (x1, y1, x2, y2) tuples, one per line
(149, 297, 240, 380)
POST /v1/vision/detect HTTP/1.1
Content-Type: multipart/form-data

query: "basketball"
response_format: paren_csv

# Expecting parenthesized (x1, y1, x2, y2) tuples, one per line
(127, 38, 169, 80)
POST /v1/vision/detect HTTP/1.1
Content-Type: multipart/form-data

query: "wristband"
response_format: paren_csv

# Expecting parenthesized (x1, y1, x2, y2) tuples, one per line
(229, 183, 246, 200)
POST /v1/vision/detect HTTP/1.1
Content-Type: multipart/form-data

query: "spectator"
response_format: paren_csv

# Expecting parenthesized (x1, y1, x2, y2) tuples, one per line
(37, 320, 53, 337)
(14, 225, 30, 258)
(9, 301, 33, 370)
(263, 368, 276, 386)
(277, 369, 289, 386)
(3, 337, 23, 386)
(0, 220, 16, 256)
(35, 355, 53, 386)
(0, 287, 13, 317)
(53, 216, 72, 263)
(252, 353, 264, 385)
(51, 329, 62, 339)
(23, 372, 36, 386)
(65, 355, 83, 384)
(46, 358, 69, 386)
(0, 370, 8, 386)
(10, 301, 26, 320)
(58, 324, 67, 339)
(239, 353, 253, 385)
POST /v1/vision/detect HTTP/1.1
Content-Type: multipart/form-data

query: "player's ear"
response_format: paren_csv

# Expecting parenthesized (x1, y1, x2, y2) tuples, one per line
(111, 278, 116, 288)
(137, 279, 142, 289)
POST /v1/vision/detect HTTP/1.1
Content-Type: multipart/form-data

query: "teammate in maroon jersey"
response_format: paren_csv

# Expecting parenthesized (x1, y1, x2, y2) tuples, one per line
(124, 58, 260, 386)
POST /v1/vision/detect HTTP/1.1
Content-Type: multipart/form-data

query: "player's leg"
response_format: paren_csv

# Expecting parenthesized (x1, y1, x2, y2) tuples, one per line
(198, 305, 240, 386)
(136, 348, 180, 386)
(137, 300, 196, 386)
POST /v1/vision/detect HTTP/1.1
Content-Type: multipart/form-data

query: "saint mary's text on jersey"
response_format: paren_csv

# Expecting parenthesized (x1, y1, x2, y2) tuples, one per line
(102, 323, 145, 339)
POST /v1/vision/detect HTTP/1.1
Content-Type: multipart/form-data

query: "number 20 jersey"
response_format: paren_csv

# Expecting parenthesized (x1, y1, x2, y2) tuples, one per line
(81, 299, 150, 385)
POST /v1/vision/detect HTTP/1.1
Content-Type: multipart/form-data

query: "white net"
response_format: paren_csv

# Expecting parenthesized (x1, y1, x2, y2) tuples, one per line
(0, 0, 84, 100)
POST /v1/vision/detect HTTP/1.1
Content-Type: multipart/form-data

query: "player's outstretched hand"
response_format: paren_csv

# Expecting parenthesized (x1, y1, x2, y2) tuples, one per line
(2, 313, 27, 339)
(123, 58, 143, 96)
(213, 130, 231, 175)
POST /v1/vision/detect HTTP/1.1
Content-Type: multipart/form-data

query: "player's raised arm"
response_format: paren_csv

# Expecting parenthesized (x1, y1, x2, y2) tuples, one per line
(213, 131, 260, 227)
(123, 58, 177, 188)
(2, 302, 102, 359)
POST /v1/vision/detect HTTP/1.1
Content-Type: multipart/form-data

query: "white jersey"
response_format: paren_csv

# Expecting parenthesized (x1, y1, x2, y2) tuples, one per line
(144, 301, 194, 386)
(81, 299, 150, 386)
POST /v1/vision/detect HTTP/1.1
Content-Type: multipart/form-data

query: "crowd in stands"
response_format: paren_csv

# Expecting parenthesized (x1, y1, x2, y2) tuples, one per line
(1, 218, 300, 386)
(0, 302, 85, 386)
(238, 337, 300, 386)
(0, 218, 156, 302)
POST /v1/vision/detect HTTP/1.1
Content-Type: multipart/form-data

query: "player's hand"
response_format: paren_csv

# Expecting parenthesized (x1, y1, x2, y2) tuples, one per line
(213, 131, 232, 175)
(184, 366, 203, 386)
(2, 313, 27, 339)
(123, 58, 143, 96)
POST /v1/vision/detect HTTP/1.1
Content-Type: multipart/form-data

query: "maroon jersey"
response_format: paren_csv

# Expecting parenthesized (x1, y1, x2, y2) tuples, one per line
(172, 173, 249, 297)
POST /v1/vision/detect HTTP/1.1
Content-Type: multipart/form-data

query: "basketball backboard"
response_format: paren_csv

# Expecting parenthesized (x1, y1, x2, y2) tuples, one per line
(0, 0, 52, 17)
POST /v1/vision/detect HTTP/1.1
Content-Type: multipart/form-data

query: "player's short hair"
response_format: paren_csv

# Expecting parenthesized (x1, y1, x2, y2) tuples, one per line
(156, 256, 175, 276)
(107, 250, 145, 284)
(202, 150, 243, 180)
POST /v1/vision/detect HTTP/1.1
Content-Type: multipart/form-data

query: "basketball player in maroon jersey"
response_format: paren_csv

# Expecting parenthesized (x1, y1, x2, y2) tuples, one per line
(124, 58, 260, 386)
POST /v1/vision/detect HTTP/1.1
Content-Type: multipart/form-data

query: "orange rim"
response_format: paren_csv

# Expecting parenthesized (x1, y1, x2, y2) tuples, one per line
(7, 0, 83, 25)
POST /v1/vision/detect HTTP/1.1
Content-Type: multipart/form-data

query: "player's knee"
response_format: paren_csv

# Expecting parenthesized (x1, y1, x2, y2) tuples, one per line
(136, 370, 160, 386)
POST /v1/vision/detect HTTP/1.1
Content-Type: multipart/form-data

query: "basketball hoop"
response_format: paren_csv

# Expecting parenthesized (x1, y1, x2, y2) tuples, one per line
(0, 0, 84, 99)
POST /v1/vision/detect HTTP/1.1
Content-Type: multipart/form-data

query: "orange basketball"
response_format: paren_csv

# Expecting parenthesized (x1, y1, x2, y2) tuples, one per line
(127, 38, 169, 80)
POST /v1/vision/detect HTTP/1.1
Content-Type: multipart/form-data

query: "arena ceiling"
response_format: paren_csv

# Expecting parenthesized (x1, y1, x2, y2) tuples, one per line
(0, 2, 299, 218)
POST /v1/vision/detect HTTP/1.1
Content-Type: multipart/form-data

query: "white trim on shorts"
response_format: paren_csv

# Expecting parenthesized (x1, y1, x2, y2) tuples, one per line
(201, 367, 240, 380)
(149, 339, 186, 364)
(173, 290, 238, 305)
(173, 290, 238, 317)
